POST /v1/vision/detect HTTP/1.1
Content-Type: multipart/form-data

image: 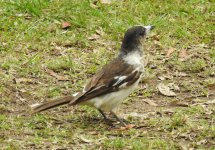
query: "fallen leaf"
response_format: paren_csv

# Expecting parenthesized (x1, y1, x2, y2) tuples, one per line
(90, 2, 99, 8)
(45, 69, 69, 81)
(144, 54, 151, 67)
(157, 75, 165, 80)
(88, 34, 100, 40)
(168, 83, 180, 91)
(61, 21, 71, 29)
(114, 124, 135, 131)
(123, 112, 157, 120)
(96, 28, 105, 35)
(175, 72, 188, 77)
(153, 40, 162, 48)
(30, 103, 41, 108)
(15, 13, 32, 19)
(163, 109, 175, 115)
(88, 28, 104, 41)
(166, 48, 175, 57)
(157, 74, 173, 80)
(151, 34, 160, 41)
(88, 131, 98, 135)
(143, 99, 158, 106)
(47, 24, 57, 32)
(16, 93, 26, 102)
(14, 78, 35, 84)
(157, 83, 176, 96)
(79, 135, 92, 143)
(179, 49, 189, 61)
(197, 139, 207, 146)
(2, 42, 7, 46)
(169, 101, 189, 107)
(100, 0, 113, 4)
(204, 99, 215, 105)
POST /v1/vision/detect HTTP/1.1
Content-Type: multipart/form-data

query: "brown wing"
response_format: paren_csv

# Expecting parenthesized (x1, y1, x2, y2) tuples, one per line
(69, 57, 142, 105)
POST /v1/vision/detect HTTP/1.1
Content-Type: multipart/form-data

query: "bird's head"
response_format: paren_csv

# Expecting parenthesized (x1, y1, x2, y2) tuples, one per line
(121, 25, 154, 54)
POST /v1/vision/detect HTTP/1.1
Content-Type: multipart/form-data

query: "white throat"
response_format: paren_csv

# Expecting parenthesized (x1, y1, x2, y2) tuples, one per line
(123, 50, 143, 67)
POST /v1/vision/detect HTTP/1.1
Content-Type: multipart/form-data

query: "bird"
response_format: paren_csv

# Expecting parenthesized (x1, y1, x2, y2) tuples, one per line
(31, 25, 154, 127)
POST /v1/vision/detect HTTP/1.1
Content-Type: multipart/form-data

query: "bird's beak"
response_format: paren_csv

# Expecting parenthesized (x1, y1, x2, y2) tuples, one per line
(144, 25, 155, 35)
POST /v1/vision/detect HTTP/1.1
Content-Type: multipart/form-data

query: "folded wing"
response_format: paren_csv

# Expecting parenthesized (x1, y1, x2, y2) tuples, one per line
(70, 58, 142, 105)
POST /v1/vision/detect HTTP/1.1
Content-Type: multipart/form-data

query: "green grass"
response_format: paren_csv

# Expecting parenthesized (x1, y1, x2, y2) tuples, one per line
(0, 0, 214, 149)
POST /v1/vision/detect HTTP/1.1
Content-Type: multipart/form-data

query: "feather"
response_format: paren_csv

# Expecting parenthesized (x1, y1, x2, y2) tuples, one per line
(31, 95, 74, 114)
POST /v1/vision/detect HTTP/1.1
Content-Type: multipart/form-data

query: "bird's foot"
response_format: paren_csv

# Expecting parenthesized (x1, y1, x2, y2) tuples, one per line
(103, 118, 115, 127)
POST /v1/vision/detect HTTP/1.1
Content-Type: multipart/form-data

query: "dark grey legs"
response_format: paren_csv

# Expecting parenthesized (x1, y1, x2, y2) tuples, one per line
(110, 111, 127, 127)
(98, 109, 113, 126)
(98, 109, 126, 127)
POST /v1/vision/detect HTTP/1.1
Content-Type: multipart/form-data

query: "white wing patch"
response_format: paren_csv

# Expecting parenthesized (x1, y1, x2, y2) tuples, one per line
(112, 76, 127, 86)
(72, 92, 79, 97)
(119, 82, 128, 88)
(87, 85, 104, 94)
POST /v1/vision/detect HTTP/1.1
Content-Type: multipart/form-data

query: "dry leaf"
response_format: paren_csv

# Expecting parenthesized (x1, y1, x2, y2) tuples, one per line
(157, 83, 176, 96)
(88, 34, 100, 40)
(175, 72, 188, 77)
(14, 78, 35, 84)
(45, 69, 69, 81)
(95, 28, 105, 36)
(166, 48, 175, 57)
(123, 112, 157, 120)
(163, 109, 175, 115)
(79, 135, 92, 143)
(88, 131, 98, 135)
(30, 103, 41, 108)
(157, 74, 173, 80)
(204, 99, 215, 105)
(169, 101, 189, 107)
(144, 54, 150, 67)
(168, 83, 180, 91)
(157, 75, 165, 80)
(61, 22, 71, 29)
(153, 40, 162, 47)
(143, 99, 158, 106)
(151, 34, 159, 41)
(114, 124, 135, 131)
(47, 24, 57, 32)
(100, 0, 113, 4)
(16, 93, 26, 102)
(90, 2, 98, 8)
(197, 139, 207, 146)
(88, 28, 104, 41)
(179, 49, 189, 61)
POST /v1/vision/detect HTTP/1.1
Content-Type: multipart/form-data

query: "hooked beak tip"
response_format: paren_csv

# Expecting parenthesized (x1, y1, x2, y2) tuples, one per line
(150, 25, 155, 30)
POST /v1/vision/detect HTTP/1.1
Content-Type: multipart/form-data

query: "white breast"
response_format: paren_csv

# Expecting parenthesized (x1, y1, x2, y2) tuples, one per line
(82, 79, 140, 112)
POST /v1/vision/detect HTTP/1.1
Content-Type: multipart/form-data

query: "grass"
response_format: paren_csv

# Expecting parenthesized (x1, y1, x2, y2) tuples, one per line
(0, 0, 214, 149)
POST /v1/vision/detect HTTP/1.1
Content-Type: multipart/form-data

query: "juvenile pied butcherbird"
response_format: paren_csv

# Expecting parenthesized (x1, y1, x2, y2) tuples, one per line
(31, 25, 154, 127)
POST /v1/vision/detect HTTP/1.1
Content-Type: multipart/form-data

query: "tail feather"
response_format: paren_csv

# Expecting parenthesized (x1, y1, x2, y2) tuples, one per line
(32, 95, 74, 114)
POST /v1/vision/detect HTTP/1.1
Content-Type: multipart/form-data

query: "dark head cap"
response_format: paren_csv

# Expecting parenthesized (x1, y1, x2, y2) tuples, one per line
(121, 25, 154, 54)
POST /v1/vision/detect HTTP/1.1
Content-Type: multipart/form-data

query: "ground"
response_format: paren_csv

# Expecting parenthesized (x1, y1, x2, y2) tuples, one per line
(0, 0, 214, 149)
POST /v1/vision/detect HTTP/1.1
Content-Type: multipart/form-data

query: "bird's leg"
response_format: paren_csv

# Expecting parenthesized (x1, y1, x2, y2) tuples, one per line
(110, 111, 127, 127)
(98, 109, 113, 126)
(98, 109, 108, 120)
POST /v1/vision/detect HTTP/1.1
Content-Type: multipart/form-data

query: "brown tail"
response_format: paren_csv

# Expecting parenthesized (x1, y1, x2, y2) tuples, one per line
(32, 95, 74, 114)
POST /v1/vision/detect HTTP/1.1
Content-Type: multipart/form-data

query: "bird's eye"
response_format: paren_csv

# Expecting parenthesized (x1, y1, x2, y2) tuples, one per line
(139, 31, 145, 36)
